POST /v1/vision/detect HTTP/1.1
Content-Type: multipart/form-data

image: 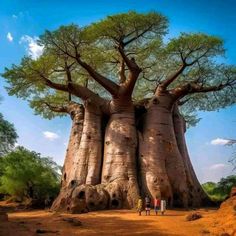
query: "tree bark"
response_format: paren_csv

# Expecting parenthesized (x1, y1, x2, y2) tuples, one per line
(173, 105, 209, 206)
(139, 92, 189, 207)
(51, 103, 84, 211)
(69, 101, 103, 186)
(102, 97, 140, 208)
(51, 101, 104, 212)
(61, 104, 84, 187)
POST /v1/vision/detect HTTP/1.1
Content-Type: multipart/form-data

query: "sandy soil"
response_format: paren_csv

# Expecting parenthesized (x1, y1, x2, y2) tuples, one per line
(0, 201, 235, 236)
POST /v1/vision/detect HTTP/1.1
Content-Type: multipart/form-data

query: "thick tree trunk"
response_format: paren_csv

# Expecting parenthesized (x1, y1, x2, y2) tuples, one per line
(71, 102, 102, 186)
(102, 98, 140, 208)
(51, 102, 103, 212)
(139, 93, 189, 207)
(61, 105, 84, 187)
(173, 105, 209, 206)
(51, 104, 84, 211)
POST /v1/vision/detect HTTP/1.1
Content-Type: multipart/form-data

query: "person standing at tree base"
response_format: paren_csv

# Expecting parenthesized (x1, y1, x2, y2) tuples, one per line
(161, 199, 166, 215)
(137, 196, 143, 216)
(145, 195, 151, 216)
(154, 196, 161, 215)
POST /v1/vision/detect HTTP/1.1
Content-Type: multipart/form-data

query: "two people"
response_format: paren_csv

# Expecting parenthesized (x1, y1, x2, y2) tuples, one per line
(137, 195, 166, 216)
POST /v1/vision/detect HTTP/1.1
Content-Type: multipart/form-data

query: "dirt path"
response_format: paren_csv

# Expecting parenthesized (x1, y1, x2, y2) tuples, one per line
(0, 207, 219, 236)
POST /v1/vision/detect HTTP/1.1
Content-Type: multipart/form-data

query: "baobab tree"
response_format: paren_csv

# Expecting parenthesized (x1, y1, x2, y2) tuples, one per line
(2, 11, 236, 212)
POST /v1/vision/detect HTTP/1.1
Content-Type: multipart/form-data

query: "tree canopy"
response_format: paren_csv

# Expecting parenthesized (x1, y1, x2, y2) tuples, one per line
(2, 11, 236, 124)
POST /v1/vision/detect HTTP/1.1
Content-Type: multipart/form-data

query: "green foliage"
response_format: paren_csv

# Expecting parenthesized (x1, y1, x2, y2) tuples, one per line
(0, 113, 18, 156)
(88, 11, 168, 44)
(0, 147, 61, 202)
(1, 11, 236, 121)
(202, 175, 236, 201)
(165, 33, 224, 64)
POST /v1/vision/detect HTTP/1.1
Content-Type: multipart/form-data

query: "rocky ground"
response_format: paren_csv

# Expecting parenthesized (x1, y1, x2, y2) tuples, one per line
(0, 198, 235, 236)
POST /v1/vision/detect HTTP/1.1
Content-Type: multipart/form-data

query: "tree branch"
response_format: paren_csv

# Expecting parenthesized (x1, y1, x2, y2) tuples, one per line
(29, 67, 109, 113)
(44, 102, 68, 113)
(157, 63, 186, 92)
(76, 56, 120, 96)
(123, 25, 153, 47)
(117, 45, 142, 96)
(172, 80, 236, 100)
(118, 59, 126, 84)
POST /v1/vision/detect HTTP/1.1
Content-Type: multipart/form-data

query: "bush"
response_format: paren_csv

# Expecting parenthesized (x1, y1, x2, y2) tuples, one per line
(0, 147, 61, 205)
(202, 175, 236, 202)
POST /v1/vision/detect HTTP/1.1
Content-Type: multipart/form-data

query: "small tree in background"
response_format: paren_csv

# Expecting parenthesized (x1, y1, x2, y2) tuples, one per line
(0, 147, 61, 205)
(202, 175, 236, 201)
(226, 139, 236, 170)
(0, 112, 18, 157)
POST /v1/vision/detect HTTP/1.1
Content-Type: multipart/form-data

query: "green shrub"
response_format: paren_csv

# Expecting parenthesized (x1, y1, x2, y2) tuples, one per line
(0, 147, 61, 204)
(202, 175, 236, 202)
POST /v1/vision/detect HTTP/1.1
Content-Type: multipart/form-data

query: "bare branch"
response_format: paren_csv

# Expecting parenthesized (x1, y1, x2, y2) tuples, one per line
(123, 25, 153, 47)
(44, 102, 68, 113)
(157, 63, 187, 92)
(76, 56, 119, 96)
(118, 59, 126, 84)
(172, 80, 236, 100)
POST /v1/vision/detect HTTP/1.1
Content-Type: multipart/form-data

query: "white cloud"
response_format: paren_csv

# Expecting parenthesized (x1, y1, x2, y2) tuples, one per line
(210, 138, 231, 146)
(7, 32, 13, 42)
(20, 35, 44, 59)
(43, 131, 59, 141)
(209, 163, 228, 170)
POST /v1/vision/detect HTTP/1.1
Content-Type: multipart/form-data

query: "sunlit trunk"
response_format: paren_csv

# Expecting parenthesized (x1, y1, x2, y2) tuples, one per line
(173, 105, 209, 206)
(102, 97, 140, 208)
(71, 101, 102, 186)
(140, 92, 189, 207)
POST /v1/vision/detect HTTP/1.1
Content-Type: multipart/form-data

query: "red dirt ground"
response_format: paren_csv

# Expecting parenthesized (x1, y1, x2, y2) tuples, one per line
(0, 199, 235, 236)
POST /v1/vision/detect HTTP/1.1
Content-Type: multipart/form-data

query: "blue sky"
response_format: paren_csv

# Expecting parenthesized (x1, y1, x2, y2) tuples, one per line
(0, 0, 235, 183)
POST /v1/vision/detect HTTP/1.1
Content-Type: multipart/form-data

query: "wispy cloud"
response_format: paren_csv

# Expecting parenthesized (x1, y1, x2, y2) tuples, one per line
(210, 138, 231, 146)
(12, 12, 24, 19)
(209, 163, 228, 170)
(7, 32, 13, 42)
(43, 131, 59, 141)
(19, 35, 44, 59)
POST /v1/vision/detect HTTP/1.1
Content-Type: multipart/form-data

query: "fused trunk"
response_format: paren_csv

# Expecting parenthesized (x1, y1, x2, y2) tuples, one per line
(173, 105, 209, 206)
(139, 92, 189, 207)
(61, 105, 84, 187)
(51, 102, 103, 212)
(51, 104, 84, 211)
(102, 97, 140, 208)
(71, 101, 103, 186)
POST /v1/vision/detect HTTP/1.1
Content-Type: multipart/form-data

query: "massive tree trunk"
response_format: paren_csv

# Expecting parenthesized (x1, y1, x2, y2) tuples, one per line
(139, 92, 189, 207)
(51, 103, 84, 211)
(51, 101, 104, 212)
(173, 105, 209, 206)
(102, 97, 140, 208)
(52, 93, 209, 212)
(61, 104, 84, 187)
(71, 101, 102, 186)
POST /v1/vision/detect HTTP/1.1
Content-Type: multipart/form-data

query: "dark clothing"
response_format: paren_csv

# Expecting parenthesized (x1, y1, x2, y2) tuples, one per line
(145, 197, 151, 205)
